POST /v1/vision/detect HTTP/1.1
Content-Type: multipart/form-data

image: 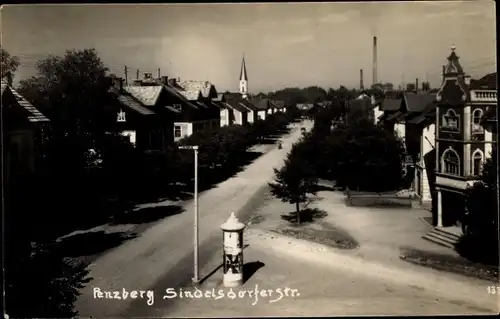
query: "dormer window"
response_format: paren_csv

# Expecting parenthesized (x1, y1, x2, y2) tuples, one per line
(442, 109, 459, 132)
(117, 109, 126, 122)
(173, 104, 182, 112)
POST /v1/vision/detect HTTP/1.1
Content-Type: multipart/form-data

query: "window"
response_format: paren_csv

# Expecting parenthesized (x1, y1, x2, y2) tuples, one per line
(442, 109, 459, 132)
(174, 125, 182, 138)
(441, 147, 460, 175)
(173, 104, 182, 112)
(471, 109, 484, 134)
(471, 150, 484, 176)
(117, 109, 126, 122)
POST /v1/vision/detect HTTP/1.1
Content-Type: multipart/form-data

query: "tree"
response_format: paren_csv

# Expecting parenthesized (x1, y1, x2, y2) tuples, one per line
(308, 118, 405, 192)
(268, 142, 318, 224)
(1, 46, 20, 85)
(461, 145, 498, 265)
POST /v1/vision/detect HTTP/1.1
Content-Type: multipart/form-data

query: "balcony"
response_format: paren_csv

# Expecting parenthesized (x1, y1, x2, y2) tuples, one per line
(471, 90, 497, 102)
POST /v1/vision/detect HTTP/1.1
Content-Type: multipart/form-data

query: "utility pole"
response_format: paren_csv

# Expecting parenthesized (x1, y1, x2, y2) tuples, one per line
(178, 145, 200, 284)
(124, 65, 128, 85)
(158, 68, 161, 79)
(402, 74, 405, 92)
(136, 69, 139, 80)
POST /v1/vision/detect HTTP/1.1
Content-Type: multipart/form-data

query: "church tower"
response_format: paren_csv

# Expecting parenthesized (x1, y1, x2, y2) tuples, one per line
(239, 54, 248, 99)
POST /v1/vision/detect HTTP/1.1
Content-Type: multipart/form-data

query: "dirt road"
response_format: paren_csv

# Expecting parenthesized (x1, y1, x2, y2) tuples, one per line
(76, 120, 313, 317)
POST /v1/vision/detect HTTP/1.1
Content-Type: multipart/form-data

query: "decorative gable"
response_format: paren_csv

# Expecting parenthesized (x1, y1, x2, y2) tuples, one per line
(436, 46, 468, 105)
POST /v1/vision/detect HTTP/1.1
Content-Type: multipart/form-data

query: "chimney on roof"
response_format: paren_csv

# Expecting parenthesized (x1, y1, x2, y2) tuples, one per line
(160, 76, 168, 85)
(360, 69, 364, 90)
(372, 36, 378, 86)
(168, 78, 177, 87)
(112, 77, 124, 92)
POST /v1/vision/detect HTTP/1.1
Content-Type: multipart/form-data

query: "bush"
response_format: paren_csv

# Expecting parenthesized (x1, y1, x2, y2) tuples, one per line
(459, 148, 498, 266)
(5, 242, 91, 318)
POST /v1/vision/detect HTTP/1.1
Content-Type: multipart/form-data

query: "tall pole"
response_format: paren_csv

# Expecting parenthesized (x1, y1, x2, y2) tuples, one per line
(124, 65, 128, 85)
(193, 146, 199, 283)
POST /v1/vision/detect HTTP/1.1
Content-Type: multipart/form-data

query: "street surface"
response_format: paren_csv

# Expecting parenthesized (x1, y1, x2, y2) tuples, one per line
(126, 229, 498, 316)
(76, 119, 498, 317)
(75, 120, 313, 317)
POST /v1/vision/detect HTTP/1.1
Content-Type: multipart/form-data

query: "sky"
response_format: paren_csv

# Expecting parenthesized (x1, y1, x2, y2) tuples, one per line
(0, 2, 496, 93)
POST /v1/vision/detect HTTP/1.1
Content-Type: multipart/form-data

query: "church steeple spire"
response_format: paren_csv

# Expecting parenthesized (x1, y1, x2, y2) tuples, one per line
(239, 53, 248, 98)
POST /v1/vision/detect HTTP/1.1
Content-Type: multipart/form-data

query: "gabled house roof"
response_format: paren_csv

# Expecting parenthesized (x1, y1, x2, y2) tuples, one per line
(109, 86, 156, 115)
(225, 100, 249, 113)
(179, 80, 216, 99)
(469, 72, 497, 90)
(124, 86, 163, 106)
(270, 100, 285, 108)
(403, 93, 437, 113)
(1, 80, 49, 122)
(249, 98, 271, 110)
(178, 89, 201, 101)
(194, 101, 211, 109)
(212, 93, 225, 102)
(238, 99, 258, 111)
(158, 82, 200, 110)
(380, 99, 401, 111)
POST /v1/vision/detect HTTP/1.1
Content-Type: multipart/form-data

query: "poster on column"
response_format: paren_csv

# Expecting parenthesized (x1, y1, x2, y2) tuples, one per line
(224, 232, 240, 252)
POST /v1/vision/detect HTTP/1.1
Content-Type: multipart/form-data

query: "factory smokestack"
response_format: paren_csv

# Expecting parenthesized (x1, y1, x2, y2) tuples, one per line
(373, 36, 378, 87)
(360, 69, 364, 90)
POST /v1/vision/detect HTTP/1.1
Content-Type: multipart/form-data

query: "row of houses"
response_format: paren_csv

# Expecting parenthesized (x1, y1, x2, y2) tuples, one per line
(369, 46, 497, 229)
(110, 72, 287, 151)
(2, 58, 288, 198)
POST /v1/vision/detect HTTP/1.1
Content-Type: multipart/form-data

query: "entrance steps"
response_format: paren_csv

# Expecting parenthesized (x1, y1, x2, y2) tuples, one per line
(422, 227, 461, 249)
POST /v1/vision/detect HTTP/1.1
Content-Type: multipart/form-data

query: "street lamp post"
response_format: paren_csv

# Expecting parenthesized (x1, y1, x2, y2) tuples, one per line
(179, 145, 199, 283)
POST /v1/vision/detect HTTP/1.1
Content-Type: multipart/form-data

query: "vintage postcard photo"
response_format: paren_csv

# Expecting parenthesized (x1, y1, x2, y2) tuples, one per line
(1, 2, 498, 318)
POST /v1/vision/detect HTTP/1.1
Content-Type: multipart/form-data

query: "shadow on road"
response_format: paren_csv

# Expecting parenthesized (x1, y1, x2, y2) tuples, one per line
(281, 208, 328, 223)
(400, 247, 499, 282)
(111, 205, 185, 225)
(54, 230, 138, 259)
(243, 261, 265, 284)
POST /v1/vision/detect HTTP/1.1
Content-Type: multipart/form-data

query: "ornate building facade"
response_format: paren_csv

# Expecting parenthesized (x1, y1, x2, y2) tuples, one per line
(434, 46, 497, 227)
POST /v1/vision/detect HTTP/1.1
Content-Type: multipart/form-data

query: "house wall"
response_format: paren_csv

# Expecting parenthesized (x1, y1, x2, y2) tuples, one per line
(174, 122, 193, 142)
(119, 130, 137, 146)
(220, 109, 230, 127)
(247, 110, 255, 123)
(373, 105, 383, 125)
(394, 122, 406, 141)
(257, 110, 266, 120)
(420, 123, 435, 202)
(3, 129, 36, 196)
(234, 110, 243, 125)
